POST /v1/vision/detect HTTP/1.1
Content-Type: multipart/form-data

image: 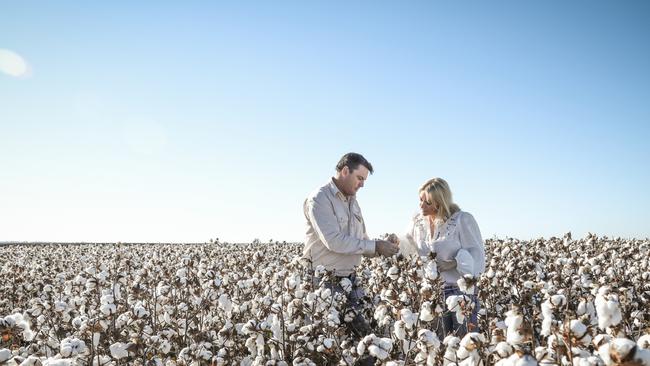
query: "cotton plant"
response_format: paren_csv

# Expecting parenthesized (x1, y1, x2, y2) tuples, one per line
(540, 293, 566, 337)
(458, 275, 479, 295)
(447, 295, 475, 328)
(443, 335, 462, 366)
(594, 286, 623, 332)
(1, 236, 649, 364)
(598, 338, 650, 366)
(0, 313, 35, 344)
(356, 334, 394, 361)
(411, 329, 441, 364)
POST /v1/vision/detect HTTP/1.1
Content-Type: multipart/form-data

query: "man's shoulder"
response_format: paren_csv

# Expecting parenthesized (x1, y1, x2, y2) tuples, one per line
(306, 181, 334, 202)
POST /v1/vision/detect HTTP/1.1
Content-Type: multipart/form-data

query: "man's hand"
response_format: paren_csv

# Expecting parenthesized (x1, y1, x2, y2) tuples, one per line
(376, 240, 399, 257)
(381, 233, 400, 245)
(436, 258, 457, 272)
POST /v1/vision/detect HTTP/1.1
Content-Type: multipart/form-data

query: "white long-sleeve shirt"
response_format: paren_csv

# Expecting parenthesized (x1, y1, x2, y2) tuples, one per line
(405, 211, 486, 285)
(303, 179, 376, 276)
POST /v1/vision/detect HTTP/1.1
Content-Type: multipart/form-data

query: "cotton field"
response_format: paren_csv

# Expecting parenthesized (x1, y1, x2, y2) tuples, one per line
(1, 234, 649, 366)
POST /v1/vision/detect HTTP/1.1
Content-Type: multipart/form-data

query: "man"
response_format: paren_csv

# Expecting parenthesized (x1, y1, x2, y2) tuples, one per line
(303, 152, 399, 276)
(303, 153, 399, 337)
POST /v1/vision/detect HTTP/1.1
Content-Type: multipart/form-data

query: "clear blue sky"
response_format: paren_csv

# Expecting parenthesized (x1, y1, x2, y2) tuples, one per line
(1, 1, 649, 243)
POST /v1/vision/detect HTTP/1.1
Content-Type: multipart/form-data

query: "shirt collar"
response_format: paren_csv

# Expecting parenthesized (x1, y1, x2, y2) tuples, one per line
(328, 178, 353, 202)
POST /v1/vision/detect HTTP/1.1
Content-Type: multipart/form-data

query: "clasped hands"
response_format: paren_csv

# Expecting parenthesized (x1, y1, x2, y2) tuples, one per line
(375, 233, 400, 257)
(375, 233, 458, 272)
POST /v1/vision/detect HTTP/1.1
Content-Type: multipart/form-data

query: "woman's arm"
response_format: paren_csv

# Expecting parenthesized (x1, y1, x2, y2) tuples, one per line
(455, 212, 486, 276)
(403, 214, 428, 256)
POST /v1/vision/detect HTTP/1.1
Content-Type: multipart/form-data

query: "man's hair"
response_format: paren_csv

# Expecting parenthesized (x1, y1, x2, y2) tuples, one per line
(335, 152, 374, 174)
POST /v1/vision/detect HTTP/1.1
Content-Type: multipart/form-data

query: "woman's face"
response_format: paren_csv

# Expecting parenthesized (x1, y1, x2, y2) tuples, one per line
(419, 190, 437, 217)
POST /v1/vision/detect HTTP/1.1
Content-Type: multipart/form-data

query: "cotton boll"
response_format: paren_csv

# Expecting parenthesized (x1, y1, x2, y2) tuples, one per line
(133, 302, 149, 318)
(376, 337, 394, 352)
(494, 342, 514, 359)
(18, 355, 43, 366)
(216, 293, 233, 313)
(368, 344, 389, 360)
(598, 338, 650, 366)
(457, 275, 477, 294)
(245, 336, 257, 357)
(420, 301, 434, 322)
(318, 288, 332, 301)
(326, 308, 340, 327)
(54, 300, 68, 313)
(381, 288, 397, 302)
(385, 362, 404, 366)
(394, 320, 407, 340)
(569, 319, 592, 346)
(541, 317, 556, 337)
(541, 299, 554, 318)
(418, 329, 440, 349)
(550, 294, 566, 308)
(100, 303, 116, 315)
(593, 334, 612, 351)
(425, 261, 438, 280)
(313, 265, 326, 278)
(59, 337, 86, 357)
(374, 304, 389, 321)
(343, 309, 355, 323)
(387, 266, 400, 280)
(443, 335, 460, 365)
(505, 308, 526, 344)
(446, 295, 469, 324)
(400, 308, 418, 329)
(503, 352, 538, 366)
(339, 277, 352, 293)
(595, 287, 622, 330)
(0, 349, 11, 363)
(638, 335, 650, 350)
(100, 294, 114, 305)
(322, 338, 334, 349)
(357, 341, 368, 356)
(109, 342, 129, 359)
(420, 284, 434, 301)
(460, 332, 486, 351)
(576, 298, 596, 319)
(399, 291, 411, 305)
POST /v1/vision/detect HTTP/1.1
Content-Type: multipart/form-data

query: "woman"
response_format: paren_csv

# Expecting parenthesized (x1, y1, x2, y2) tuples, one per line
(404, 178, 486, 336)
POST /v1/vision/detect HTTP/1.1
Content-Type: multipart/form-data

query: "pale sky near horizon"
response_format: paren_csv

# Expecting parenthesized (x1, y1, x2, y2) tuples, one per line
(1, 1, 649, 243)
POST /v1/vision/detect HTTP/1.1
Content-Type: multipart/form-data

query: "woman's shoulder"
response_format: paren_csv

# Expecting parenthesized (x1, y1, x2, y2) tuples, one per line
(454, 211, 481, 231)
(450, 210, 473, 222)
(443, 210, 473, 231)
(456, 210, 476, 221)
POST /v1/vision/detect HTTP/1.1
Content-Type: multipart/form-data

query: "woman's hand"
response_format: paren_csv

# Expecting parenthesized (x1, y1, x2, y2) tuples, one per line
(436, 258, 457, 272)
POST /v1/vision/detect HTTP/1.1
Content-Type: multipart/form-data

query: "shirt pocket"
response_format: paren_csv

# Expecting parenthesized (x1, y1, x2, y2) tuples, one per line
(333, 205, 349, 232)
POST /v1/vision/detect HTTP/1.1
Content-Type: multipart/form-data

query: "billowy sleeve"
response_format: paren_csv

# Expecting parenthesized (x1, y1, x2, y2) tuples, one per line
(454, 212, 486, 276)
(400, 216, 420, 256)
(304, 196, 376, 256)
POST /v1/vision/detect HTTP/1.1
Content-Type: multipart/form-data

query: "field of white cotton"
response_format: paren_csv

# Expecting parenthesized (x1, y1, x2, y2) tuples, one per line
(1, 233, 649, 365)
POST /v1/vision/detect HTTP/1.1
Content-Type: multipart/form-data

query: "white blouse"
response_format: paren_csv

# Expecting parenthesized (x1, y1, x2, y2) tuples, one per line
(405, 211, 486, 285)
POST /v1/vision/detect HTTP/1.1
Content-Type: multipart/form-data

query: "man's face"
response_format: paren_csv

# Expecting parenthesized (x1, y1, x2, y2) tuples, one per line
(339, 165, 369, 196)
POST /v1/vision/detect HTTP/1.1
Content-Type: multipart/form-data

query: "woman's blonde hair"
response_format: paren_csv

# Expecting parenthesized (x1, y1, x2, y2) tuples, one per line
(419, 178, 460, 222)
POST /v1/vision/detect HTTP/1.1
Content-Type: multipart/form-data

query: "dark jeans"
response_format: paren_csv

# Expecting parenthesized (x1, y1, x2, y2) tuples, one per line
(442, 284, 480, 337)
(312, 273, 364, 309)
(312, 273, 370, 335)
